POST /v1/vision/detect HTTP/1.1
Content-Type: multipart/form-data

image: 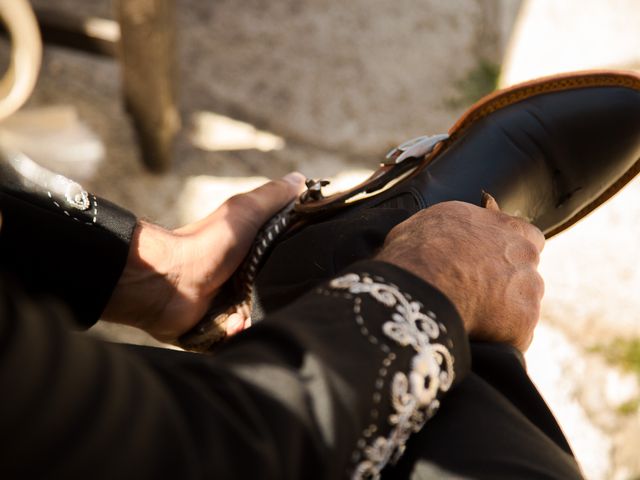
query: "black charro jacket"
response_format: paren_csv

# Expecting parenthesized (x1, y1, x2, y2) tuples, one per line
(0, 155, 582, 479)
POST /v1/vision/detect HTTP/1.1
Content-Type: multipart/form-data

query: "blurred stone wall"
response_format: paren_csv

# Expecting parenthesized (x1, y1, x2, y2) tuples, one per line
(31, 0, 519, 156)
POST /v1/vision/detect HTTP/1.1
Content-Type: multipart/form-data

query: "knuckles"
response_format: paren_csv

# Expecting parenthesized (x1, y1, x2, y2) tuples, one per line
(533, 270, 545, 299)
(391, 201, 545, 354)
(518, 238, 542, 265)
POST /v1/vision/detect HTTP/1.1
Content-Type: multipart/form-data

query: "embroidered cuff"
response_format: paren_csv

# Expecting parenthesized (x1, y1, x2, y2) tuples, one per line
(0, 170, 137, 328)
(322, 261, 470, 479)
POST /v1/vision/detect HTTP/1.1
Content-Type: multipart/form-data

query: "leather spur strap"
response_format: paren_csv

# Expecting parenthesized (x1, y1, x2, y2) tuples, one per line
(176, 133, 449, 352)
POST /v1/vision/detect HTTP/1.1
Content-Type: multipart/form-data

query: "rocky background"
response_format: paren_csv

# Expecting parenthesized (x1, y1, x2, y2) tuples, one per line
(2, 0, 639, 478)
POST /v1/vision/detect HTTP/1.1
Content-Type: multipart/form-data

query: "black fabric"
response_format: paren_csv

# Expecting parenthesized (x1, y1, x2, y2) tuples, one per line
(380, 341, 583, 479)
(0, 174, 136, 327)
(253, 208, 413, 321)
(385, 367, 582, 479)
(469, 342, 574, 456)
(0, 260, 470, 479)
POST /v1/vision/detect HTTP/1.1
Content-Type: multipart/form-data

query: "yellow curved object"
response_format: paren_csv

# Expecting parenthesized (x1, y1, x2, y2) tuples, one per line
(0, 0, 42, 121)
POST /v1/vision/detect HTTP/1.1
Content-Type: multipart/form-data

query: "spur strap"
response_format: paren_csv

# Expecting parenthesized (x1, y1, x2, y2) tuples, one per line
(177, 133, 449, 352)
(295, 133, 450, 215)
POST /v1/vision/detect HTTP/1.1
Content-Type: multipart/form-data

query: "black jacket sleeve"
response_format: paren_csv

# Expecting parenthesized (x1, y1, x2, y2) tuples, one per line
(0, 153, 472, 478)
(0, 260, 470, 479)
(0, 152, 137, 327)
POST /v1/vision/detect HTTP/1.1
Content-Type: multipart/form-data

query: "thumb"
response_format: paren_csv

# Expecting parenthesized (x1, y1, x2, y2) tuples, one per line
(481, 191, 501, 212)
(242, 172, 306, 223)
(174, 172, 306, 237)
(225, 172, 306, 234)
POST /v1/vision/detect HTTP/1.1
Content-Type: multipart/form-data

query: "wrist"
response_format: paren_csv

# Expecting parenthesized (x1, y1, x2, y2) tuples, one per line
(132, 221, 176, 273)
(373, 252, 476, 335)
(103, 221, 179, 329)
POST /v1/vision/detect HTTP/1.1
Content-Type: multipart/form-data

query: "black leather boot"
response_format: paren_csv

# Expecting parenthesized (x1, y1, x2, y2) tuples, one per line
(180, 70, 640, 351)
(295, 70, 640, 238)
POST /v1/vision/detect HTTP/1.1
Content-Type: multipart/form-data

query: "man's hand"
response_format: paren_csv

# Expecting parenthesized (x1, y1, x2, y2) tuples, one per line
(102, 173, 306, 342)
(375, 198, 545, 352)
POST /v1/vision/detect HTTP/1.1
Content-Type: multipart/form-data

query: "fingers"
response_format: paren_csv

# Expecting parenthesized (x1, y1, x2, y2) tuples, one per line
(481, 192, 545, 253)
(481, 191, 500, 211)
(503, 217, 545, 253)
(525, 225, 545, 253)
(225, 302, 252, 336)
(225, 312, 247, 336)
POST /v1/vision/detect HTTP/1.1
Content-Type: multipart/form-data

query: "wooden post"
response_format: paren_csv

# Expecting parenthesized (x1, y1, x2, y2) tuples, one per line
(115, 0, 180, 172)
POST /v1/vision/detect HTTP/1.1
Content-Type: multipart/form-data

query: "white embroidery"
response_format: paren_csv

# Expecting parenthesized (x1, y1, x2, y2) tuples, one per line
(329, 273, 455, 480)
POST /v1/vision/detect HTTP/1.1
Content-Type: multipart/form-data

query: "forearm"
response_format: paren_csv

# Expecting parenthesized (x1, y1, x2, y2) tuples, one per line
(102, 220, 179, 332)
